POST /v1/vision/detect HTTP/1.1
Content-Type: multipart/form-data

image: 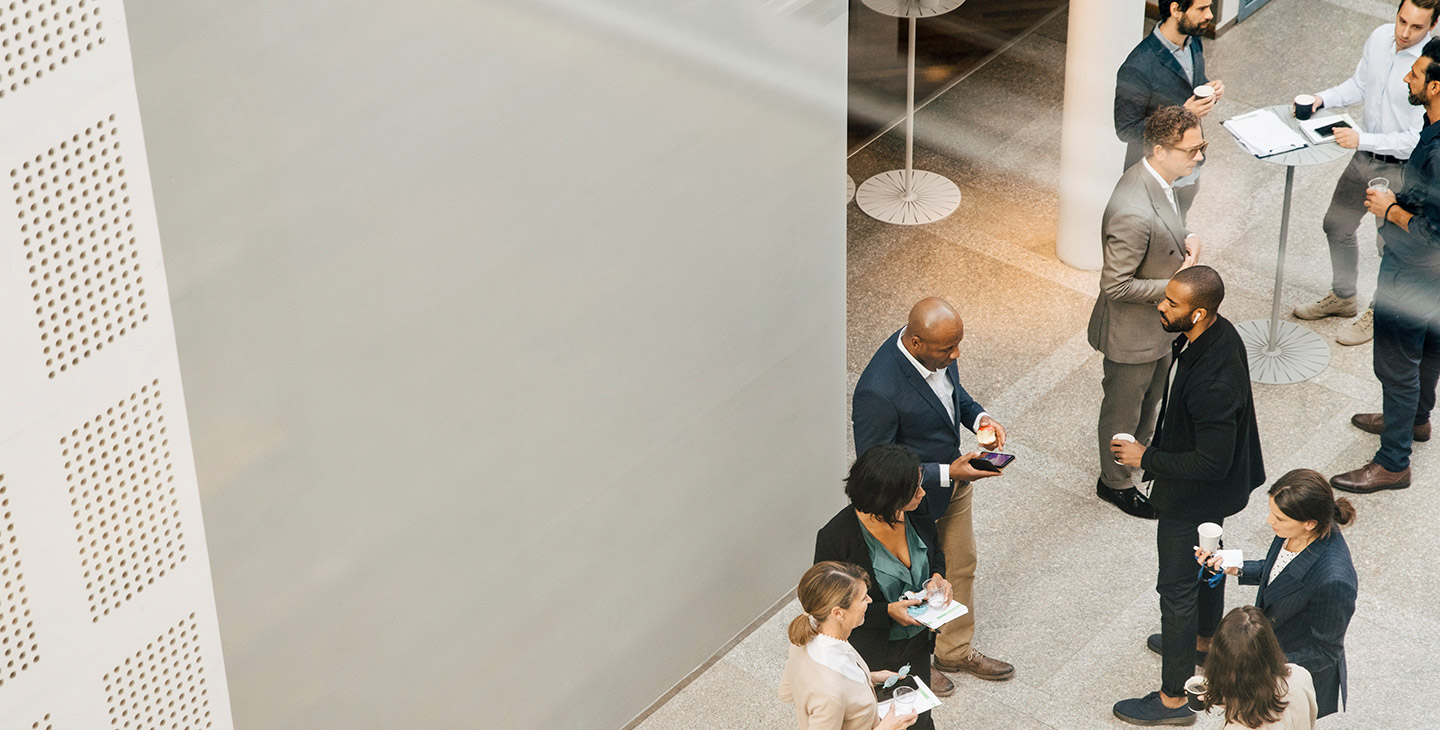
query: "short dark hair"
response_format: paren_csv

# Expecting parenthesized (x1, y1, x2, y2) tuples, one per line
(1203, 606, 1292, 727)
(1171, 265, 1224, 315)
(1400, 0, 1440, 27)
(1143, 105, 1202, 155)
(1268, 468, 1356, 541)
(1422, 37, 1440, 87)
(1159, 0, 1198, 20)
(845, 444, 921, 527)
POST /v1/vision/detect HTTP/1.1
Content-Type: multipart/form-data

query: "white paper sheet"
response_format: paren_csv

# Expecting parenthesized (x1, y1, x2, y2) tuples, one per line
(1222, 109, 1308, 157)
(877, 675, 942, 718)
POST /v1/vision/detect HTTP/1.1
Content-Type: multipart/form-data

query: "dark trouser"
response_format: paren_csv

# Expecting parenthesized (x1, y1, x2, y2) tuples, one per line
(1098, 355, 1171, 490)
(1156, 514, 1224, 698)
(1372, 262, 1440, 471)
(864, 630, 936, 730)
(1323, 152, 1406, 299)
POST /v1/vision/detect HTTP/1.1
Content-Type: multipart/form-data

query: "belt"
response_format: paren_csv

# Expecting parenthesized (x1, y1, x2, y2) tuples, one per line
(1362, 151, 1407, 165)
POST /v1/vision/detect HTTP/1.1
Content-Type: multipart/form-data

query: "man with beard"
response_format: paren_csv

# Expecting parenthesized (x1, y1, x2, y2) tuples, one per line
(1291, 0, 1437, 347)
(1333, 37, 1440, 494)
(1114, 0, 1224, 215)
(1090, 105, 1204, 520)
(1110, 266, 1265, 727)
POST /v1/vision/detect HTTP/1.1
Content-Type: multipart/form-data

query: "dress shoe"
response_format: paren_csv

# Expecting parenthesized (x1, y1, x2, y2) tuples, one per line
(933, 651, 1015, 681)
(1113, 692, 1196, 726)
(928, 669, 955, 697)
(1097, 478, 1157, 519)
(1350, 412, 1431, 442)
(1146, 632, 1207, 664)
(1331, 461, 1411, 494)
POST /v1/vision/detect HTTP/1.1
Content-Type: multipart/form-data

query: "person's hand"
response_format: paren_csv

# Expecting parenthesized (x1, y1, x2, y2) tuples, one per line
(1110, 438, 1146, 468)
(887, 598, 924, 627)
(978, 414, 1006, 450)
(1365, 186, 1398, 217)
(1193, 547, 1239, 575)
(878, 709, 919, 729)
(1333, 126, 1360, 149)
(925, 574, 954, 603)
(1179, 234, 1202, 269)
(1207, 80, 1225, 99)
(1184, 93, 1218, 118)
(871, 670, 901, 687)
(949, 451, 1002, 481)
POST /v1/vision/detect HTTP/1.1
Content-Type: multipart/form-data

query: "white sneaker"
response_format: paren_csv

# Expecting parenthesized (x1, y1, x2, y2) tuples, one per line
(1294, 292, 1358, 320)
(1337, 308, 1374, 346)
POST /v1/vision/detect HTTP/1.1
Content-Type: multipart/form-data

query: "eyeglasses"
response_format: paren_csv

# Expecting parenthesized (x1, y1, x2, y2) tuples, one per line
(1166, 140, 1209, 157)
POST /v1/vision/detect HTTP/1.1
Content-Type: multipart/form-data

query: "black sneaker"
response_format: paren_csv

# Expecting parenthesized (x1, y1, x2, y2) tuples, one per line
(1113, 691, 1196, 726)
(1097, 478, 1157, 519)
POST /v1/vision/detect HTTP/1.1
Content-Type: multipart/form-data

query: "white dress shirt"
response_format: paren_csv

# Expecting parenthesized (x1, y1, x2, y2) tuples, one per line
(896, 329, 990, 486)
(1142, 158, 1178, 215)
(1314, 23, 1426, 159)
(806, 634, 869, 685)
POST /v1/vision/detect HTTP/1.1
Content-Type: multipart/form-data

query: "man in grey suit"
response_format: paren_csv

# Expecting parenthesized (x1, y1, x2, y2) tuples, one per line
(1089, 105, 1204, 519)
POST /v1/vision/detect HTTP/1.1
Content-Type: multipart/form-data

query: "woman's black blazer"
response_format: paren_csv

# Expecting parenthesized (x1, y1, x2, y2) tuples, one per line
(813, 506, 946, 664)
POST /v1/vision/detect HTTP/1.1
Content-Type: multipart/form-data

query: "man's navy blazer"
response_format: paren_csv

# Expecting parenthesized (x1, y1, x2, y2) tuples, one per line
(853, 329, 985, 517)
(1115, 31, 1208, 169)
(1239, 531, 1358, 718)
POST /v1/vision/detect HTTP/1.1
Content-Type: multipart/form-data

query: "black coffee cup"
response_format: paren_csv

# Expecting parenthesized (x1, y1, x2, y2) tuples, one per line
(1184, 675, 1207, 712)
(1294, 94, 1316, 121)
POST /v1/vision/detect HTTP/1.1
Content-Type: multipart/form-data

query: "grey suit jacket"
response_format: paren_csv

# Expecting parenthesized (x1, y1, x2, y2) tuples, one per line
(1087, 160, 1191, 364)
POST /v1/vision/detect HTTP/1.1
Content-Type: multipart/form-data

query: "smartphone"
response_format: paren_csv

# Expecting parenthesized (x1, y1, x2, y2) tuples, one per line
(1314, 120, 1351, 137)
(973, 451, 1015, 469)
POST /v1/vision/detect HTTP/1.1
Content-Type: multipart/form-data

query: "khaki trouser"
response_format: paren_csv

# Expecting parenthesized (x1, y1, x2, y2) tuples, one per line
(933, 481, 976, 663)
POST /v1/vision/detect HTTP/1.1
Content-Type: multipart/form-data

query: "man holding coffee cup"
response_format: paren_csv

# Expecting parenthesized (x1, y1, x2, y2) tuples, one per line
(1114, 0, 1225, 216)
(1290, 0, 1437, 347)
(1333, 37, 1440, 494)
(1090, 106, 1205, 520)
(1109, 266, 1265, 726)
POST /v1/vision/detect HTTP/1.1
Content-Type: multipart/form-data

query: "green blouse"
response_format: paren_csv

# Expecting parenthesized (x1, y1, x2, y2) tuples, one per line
(859, 516, 931, 641)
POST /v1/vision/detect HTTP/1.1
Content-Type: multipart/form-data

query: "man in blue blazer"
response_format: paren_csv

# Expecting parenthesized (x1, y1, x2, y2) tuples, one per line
(1114, 0, 1224, 215)
(852, 297, 1012, 682)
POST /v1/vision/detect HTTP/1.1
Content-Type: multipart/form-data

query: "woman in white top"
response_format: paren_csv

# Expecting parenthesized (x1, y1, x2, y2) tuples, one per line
(780, 562, 918, 730)
(1200, 606, 1317, 730)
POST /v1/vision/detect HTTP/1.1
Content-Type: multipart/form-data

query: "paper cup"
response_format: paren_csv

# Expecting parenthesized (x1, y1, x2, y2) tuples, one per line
(1112, 433, 1135, 465)
(1198, 522, 1223, 553)
(1294, 94, 1315, 120)
(1184, 675, 1208, 712)
(1193, 85, 1215, 100)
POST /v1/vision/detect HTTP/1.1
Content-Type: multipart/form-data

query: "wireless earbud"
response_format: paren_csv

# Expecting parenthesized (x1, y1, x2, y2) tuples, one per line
(1192, 312, 1201, 324)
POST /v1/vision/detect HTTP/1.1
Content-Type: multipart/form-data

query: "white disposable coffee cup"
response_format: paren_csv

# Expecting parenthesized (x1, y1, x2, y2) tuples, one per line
(1111, 433, 1136, 465)
(1193, 85, 1215, 100)
(1294, 93, 1315, 107)
(1198, 522, 1223, 553)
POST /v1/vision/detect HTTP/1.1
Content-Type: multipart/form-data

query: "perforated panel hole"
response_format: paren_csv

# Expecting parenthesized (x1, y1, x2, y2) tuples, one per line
(28, 714, 53, 730)
(104, 613, 211, 730)
(0, 0, 105, 99)
(11, 112, 148, 379)
(62, 379, 185, 621)
(0, 477, 40, 686)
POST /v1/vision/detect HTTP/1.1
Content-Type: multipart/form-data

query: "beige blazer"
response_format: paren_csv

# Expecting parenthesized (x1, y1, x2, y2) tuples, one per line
(778, 643, 879, 730)
(1221, 664, 1318, 730)
(1087, 160, 1191, 364)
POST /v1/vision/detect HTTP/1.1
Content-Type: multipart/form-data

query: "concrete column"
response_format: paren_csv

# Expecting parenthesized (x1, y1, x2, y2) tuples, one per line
(1056, 0, 1147, 270)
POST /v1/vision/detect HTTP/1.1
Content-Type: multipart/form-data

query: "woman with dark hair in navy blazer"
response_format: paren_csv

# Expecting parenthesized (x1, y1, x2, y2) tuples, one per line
(1199, 468, 1358, 718)
(815, 444, 953, 730)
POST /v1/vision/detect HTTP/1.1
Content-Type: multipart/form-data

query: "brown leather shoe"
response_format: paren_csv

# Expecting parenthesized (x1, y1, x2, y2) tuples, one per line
(1351, 413, 1432, 441)
(933, 651, 1015, 681)
(1331, 461, 1411, 494)
(929, 669, 956, 697)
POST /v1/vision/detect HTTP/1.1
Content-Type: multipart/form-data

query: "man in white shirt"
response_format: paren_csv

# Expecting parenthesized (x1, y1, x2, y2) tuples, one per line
(1292, 0, 1439, 345)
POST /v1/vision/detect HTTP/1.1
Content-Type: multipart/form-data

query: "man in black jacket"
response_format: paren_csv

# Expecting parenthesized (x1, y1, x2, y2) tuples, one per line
(1114, 0, 1225, 215)
(1109, 266, 1265, 726)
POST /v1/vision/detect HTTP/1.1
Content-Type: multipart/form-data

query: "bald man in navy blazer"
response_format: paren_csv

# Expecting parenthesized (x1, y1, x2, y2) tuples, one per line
(852, 297, 1013, 682)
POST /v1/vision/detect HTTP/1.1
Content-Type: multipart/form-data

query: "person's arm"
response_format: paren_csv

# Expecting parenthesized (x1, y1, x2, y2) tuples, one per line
(1357, 126, 1420, 159)
(1140, 379, 1241, 480)
(852, 386, 947, 492)
(1099, 205, 1172, 304)
(801, 691, 849, 730)
(1114, 61, 1151, 145)
(1237, 559, 1264, 586)
(1283, 576, 1356, 674)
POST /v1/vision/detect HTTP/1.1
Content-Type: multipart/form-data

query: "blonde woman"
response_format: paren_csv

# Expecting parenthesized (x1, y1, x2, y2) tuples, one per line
(780, 561, 918, 730)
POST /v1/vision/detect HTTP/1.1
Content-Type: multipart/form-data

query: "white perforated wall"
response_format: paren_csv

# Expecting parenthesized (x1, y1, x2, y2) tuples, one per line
(0, 1, 231, 727)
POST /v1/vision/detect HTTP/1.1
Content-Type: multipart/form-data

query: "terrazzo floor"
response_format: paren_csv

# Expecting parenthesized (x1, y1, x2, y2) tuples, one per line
(638, 0, 1436, 728)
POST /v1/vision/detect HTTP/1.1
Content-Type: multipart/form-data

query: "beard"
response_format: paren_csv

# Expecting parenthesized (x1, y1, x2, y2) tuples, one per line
(1177, 14, 1206, 36)
(1410, 88, 1430, 107)
(1161, 312, 1195, 333)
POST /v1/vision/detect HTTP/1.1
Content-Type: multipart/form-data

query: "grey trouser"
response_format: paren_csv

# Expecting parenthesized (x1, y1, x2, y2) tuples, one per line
(1098, 354, 1172, 489)
(1323, 151, 1407, 299)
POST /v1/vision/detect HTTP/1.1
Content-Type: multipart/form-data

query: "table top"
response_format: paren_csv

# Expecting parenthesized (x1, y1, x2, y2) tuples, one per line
(860, 0, 965, 19)
(1232, 104, 1351, 168)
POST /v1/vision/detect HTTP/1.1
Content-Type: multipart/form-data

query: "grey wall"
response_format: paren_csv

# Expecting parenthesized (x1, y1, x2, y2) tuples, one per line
(123, 0, 847, 727)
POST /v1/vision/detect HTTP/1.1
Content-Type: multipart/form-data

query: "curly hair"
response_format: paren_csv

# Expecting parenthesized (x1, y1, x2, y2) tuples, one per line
(1143, 105, 1201, 156)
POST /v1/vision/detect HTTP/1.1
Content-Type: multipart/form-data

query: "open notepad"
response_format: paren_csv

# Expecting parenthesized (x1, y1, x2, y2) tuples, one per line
(1222, 109, 1308, 158)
